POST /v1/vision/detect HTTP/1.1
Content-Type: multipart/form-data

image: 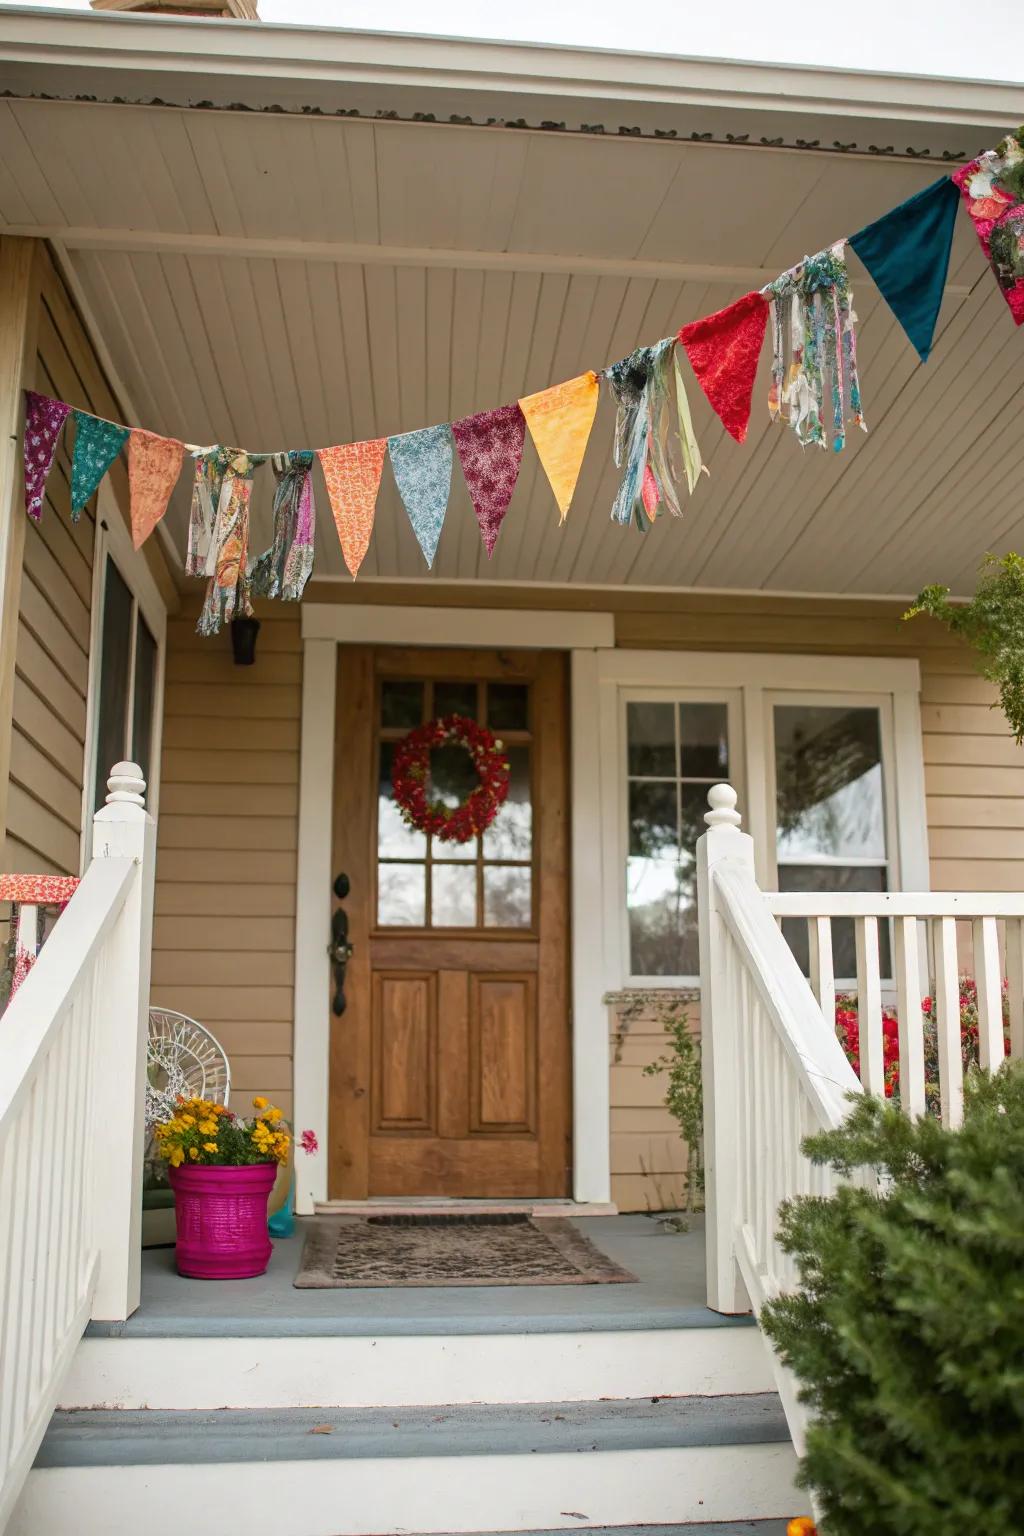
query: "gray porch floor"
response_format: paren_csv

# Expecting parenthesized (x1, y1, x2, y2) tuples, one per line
(90, 1215, 754, 1338)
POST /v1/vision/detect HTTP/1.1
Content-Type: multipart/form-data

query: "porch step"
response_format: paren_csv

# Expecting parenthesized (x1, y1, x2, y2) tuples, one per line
(15, 1397, 799, 1536)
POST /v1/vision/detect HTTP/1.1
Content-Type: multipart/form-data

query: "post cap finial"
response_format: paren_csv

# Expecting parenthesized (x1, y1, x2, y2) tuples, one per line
(106, 762, 146, 809)
(705, 782, 741, 829)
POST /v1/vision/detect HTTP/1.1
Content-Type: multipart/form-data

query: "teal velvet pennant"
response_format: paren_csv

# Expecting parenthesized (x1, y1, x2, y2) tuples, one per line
(70, 410, 129, 519)
(388, 424, 453, 569)
(850, 176, 960, 363)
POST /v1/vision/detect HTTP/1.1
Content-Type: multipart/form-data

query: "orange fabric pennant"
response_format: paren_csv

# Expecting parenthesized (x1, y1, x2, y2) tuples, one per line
(318, 439, 387, 579)
(518, 371, 600, 523)
(129, 428, 185, 549)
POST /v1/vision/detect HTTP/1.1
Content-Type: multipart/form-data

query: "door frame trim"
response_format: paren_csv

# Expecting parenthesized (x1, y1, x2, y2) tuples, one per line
(293, 604, 615, 1213)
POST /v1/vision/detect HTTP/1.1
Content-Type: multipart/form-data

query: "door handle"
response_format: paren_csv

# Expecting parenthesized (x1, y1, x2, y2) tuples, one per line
(330, 873, 352, 1016)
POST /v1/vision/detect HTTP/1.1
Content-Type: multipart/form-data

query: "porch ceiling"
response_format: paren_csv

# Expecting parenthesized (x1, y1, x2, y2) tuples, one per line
(3, 95, 1022, 596)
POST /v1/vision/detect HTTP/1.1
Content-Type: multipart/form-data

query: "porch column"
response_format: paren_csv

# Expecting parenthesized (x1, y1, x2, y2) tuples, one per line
(0, 236, 42, 852)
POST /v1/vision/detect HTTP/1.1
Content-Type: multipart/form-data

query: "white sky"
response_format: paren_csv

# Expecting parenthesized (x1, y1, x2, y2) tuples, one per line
(3, 0, 1024, 82)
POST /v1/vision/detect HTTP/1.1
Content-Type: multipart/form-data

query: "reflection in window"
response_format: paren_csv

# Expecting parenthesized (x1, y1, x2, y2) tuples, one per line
(484, 865, 531, 928)
(378, 863, 426, 926)
(483, 745, 531, 860)
(625, 699, 730, 977)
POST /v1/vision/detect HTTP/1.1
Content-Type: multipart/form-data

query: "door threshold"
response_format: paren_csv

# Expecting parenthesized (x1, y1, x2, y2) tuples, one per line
(313, 1198, 619, 1218)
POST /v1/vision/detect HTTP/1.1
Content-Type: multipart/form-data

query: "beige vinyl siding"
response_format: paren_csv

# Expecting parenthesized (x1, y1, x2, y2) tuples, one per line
(151, 604, 301, 1119)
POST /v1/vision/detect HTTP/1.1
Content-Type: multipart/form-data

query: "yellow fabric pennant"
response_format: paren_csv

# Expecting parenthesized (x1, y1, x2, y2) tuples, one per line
(518, 371, 599, 523)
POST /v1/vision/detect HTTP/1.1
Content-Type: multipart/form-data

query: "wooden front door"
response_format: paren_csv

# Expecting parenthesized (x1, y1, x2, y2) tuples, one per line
(329, 647, 571, 1199)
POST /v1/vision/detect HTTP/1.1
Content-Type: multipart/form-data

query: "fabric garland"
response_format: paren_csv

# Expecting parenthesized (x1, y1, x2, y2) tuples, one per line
(318, 438, 387, 579)
(23, 393, 71, 523)
(70, 411, 129, 519)
(605, 338, 706, 530)
(387, 424, 453, 568)
(764, 242, 866, 452)
(518, 371, 600, 523)
(451, 403, 525, 557)
(849, 176, 961, 363)
(249, 450, 316, 601)
(953, 127, 1024, 325)
(678, 292, 769, 444)
(128, 428, 185, 550)
(186, 447, 264, 635)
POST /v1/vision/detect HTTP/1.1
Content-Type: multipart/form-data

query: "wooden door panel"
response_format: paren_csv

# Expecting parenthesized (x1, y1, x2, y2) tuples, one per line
(371, 972, 436, 1133)
(470, 974, 536, 1134)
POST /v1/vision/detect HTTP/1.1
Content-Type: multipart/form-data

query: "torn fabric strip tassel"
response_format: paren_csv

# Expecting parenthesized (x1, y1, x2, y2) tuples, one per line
(606, 338, 706, 530)
(250, 450, 316, 601)
(191, 447, 264, 635)
(764, 241, 866, 452)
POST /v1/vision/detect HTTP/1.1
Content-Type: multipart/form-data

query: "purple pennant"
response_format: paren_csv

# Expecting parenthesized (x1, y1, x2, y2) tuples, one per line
(23, 392, 71, 523)
(451, 403, 525, 557)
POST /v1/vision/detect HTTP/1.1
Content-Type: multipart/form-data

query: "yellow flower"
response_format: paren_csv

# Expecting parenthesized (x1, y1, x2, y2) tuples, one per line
(253, 1096, 268, 1110)
(188, 1147, 199, 1160)
(181, 1114, 196, 1127)
(203, 1142, 219, 1153)
(198, 1120, 218, 1136)
(169, 1148, 185, 1167)
(265, 1107, 282, 1123)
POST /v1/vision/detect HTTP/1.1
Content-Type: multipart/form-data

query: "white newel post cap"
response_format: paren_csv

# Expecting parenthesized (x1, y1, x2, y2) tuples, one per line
(104, 762, 146, 809)
(705, 783, 741, 829)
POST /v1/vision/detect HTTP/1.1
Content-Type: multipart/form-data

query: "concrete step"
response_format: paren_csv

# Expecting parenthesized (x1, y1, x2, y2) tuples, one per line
(15, 1397, 801, 1536)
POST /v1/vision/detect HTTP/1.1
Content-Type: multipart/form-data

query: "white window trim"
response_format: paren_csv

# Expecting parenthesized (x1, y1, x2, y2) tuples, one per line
(592, 649, 928, 991)
(81, 483, 168, 860)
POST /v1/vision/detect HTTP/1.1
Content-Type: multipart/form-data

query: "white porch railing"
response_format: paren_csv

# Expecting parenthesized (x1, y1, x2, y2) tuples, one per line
(0, 764, 155, 1532)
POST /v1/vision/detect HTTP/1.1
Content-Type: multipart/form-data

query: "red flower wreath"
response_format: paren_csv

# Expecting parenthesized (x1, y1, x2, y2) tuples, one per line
(391, 714, 510, 844)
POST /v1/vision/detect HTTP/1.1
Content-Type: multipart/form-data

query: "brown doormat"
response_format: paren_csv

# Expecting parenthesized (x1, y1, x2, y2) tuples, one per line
(293, 1213, 637, 1288)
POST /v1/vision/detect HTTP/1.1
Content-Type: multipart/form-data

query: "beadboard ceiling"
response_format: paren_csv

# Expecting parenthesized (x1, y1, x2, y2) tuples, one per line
(2, 96, 1021, 596)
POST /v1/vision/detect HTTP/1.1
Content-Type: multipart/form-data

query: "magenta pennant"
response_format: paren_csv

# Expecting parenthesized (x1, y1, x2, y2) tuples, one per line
(451, 403, 525, 557)
(23, 392, 71, 523)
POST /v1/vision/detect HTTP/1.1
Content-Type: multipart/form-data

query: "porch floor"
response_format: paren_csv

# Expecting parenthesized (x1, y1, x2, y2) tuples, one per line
(91, 1215, 752, 1338)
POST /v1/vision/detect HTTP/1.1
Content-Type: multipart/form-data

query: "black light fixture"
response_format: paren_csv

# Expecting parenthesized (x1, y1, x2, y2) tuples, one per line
(230, 615, 260, 666)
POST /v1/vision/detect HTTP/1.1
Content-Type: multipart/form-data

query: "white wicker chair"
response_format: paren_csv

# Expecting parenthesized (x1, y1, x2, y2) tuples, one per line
(146, 1006, 231, 1133)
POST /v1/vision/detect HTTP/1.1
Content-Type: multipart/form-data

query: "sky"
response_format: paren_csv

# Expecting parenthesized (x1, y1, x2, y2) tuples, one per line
(3, 0, 1024, 82)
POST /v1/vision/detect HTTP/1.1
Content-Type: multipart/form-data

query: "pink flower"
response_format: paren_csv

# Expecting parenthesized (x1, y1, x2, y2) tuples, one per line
(299, 1128, 319, 1155)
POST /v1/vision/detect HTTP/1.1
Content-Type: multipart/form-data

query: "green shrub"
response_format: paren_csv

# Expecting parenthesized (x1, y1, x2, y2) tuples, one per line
(760, 1064, 1024, 1535)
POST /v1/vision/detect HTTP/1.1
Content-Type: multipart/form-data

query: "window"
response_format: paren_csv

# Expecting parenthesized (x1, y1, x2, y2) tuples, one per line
(88, 549, 160, 824)
(376, 676, 533, 930)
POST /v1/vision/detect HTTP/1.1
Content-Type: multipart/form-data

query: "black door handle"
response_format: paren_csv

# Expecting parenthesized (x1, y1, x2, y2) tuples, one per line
(330, 873, 352, 1016)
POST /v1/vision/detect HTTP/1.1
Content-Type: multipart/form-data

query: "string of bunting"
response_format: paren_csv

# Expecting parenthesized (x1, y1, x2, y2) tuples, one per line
(21, 128, 1023, 634)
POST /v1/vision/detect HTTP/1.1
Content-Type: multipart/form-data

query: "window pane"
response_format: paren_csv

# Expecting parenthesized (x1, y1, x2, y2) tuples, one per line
(679, 783, 711, 863)
(628, 781, 677, 861)
(380, 680, 423, 729)
(483, 865, 531, 928)
(488, 683, 529, 732)
(775, 705, 886, 861)
(378, 744, 427, 858)
(378, 863, 426, 926)
(432, 864, 477, 926)
(679, 703, 729, 779)
(627, 859, 698, 977)
(483, 745, 531, 860)
(434, 682, 477, 719)
(627, 702, 675, 778)
(779, 863, 891, 978)
(92, 557, 133, 815)
(429, 741, 480, 808)
(131, 616, 157, 783)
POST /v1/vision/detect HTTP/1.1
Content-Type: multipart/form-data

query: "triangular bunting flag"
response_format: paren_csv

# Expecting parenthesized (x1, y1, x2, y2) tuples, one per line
(387, 425, 453, 569)
(318, 438, 387, 579)
(518, 371, 599, 523)
(678, 291, 769, 443)
(70, 410, 129, 519)
(850, 176, 960, 362)
(23, 392, 71, 523)
(128, 428, 185, 549)
(953, 130, 1024, 325)
(451, 403, 525, 557)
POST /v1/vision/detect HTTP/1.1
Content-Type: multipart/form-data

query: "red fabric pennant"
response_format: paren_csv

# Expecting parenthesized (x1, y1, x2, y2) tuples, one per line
(451, 403, 525, 557)
(678, 291, 769, 444)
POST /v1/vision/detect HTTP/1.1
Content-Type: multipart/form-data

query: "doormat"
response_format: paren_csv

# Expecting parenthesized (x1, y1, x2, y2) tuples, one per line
(294, 1213, 637, 1288)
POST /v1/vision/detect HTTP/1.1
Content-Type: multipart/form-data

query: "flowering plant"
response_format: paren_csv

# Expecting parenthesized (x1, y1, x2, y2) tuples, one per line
(391, 713, 509, 844)
(154, 1095, 292, 1169)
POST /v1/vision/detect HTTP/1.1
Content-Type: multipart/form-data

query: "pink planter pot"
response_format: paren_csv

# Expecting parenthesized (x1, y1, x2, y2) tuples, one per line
(168, 1162, 277, 1279)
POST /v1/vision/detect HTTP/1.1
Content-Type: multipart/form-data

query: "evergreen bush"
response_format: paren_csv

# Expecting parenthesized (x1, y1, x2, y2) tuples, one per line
(760, 1065, 1024, 1535)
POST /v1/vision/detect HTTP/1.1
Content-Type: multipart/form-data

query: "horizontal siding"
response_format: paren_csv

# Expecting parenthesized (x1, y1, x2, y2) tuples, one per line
(151, 605, 301, 1118)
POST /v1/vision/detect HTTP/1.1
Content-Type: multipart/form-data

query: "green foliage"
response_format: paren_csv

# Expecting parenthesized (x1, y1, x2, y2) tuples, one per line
(905, 553, 1024, 743)
(760, 1065, 1024, 1536)
(642, 1001, 703, 1211)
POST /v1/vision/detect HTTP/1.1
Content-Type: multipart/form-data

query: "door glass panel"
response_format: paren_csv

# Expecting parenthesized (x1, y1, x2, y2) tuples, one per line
(484, 865, 531, 928)
(131, 615, 157, 783)
(381, 680, 423, 729)
(487, 683, 529, 732)
(378, 744, 427, 858)
(434, 682, 477, 719)
(679, 703, 729, 779)
(92, 556, 133, 816)
(378, 863, 426, 926)
(432, 863, 477, 926)
(626, 701, 675, 778)
(483, 745, 531, 859)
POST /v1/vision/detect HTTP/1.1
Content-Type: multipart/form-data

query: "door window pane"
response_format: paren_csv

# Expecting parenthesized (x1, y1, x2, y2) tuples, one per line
(483, 865, 531, 928)
(131, 616, 157, 783)
(434, 682, 477, 719)
(482, 745, 531, 860)
(487, 683, 529, 732)
(432, 864, 476, 926)
(378, 863, 426, 926)
(92, 557, 133, 815)
(380, 680, 423, 729)
(378, 744, 427, 858)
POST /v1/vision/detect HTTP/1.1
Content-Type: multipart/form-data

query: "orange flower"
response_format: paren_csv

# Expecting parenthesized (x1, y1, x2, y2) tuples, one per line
(787, 1519, 817, 1536)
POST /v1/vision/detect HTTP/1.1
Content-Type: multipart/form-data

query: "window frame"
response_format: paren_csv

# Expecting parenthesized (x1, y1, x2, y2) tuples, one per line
(82, 483, 167, 857)
(596, 650, 928, 990)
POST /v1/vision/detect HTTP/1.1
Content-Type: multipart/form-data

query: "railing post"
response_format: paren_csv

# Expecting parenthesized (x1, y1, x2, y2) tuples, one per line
(697, 783, 755, 1315)
(89, 762, 157, 1321)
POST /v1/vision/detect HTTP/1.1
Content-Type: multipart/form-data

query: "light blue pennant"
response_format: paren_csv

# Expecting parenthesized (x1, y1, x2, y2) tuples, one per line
(387, 424, 453, 569)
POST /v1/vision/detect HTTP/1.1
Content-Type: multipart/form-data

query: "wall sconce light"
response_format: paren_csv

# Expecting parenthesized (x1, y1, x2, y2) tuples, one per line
(230, 615, 260, 666)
